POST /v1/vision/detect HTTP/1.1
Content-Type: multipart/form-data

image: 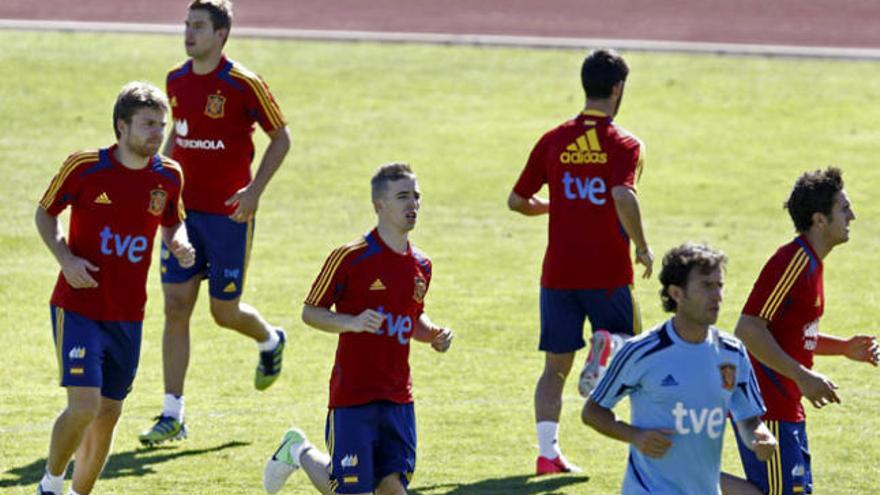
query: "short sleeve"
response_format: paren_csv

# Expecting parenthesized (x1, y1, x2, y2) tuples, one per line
(242, 73, 286, 134)
(609, 139, 644, 190)
(512, 133, 551, 198)
(304, 247, 352, 308)
(729, 351, 766, 421)
(39, 152, 90, 216)
(589, 340, 644, 409)
(742, 248, 808, 322)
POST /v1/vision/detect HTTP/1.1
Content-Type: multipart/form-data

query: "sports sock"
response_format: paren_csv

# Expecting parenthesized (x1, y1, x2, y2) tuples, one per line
(163, 393, 184, 422)
(39, 469, 64, 494)
(67, 488, 83, 495)
(257, 328, 281, 352)
(536, 421, 562, 459)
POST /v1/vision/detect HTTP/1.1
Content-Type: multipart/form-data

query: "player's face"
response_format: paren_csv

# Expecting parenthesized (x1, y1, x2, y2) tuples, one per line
(120, 107, 167, 158)
(825, 190, 855, 245)
(184, 9, 225, 59)
(677, 266, 724, 327)
(376, 177, 420, 233)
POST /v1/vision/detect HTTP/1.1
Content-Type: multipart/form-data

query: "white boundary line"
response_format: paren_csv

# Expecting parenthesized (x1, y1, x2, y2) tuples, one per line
(3, 18, 880, 60)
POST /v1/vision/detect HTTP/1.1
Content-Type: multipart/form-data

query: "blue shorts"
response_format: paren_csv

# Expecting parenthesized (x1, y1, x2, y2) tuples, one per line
(325, 401, 416, 494)
(50, 305, 142, 401)
(539, 285, 641, 353)
(161, 210, 254, 300)
(735, 419, 813, 495)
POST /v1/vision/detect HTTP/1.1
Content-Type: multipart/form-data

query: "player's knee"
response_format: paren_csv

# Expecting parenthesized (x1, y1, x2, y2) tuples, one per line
(65, 398, 101, 426)
(164, 293, 197, 322)
(210, 300, 241, 328)
(375, 474, 406, 495)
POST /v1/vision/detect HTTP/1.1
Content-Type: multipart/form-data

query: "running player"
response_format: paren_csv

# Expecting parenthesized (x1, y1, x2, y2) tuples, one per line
(734, 167, 879, 494)
(583, 243, 776, 494)
(508, 48, 653, 474)
(262, 163, 453, 495)
(140, 0, 292, 446)
(35, 82, 194, 495)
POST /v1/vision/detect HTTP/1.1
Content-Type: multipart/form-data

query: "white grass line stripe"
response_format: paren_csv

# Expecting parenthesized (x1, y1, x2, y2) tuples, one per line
(3, 18, 880, 60)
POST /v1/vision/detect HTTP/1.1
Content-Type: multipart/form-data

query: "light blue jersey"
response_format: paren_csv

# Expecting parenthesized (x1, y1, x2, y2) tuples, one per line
(590, 319, 765, 495)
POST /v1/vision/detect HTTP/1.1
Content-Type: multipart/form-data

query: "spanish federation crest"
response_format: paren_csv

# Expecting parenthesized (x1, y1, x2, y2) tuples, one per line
(148, 189, 168, 216)
(719, 363, 736, 391)
(412, 276, 427, 304)
(204, 92, 226, 119)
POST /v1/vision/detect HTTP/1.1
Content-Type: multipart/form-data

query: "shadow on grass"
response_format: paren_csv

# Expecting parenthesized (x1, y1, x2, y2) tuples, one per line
(0, 440, 248, 488)
(411, 474, 590, 495)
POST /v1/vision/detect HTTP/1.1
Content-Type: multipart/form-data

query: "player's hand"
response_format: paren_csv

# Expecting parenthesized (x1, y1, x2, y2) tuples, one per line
(843, 334, 879, 366)
(635, 246, 654, 279)
(750, 428, 778, 461)
(632, 428, 672, 458)
(794, 367, 840, 408)
(60, 255, 99, 289)
(225, 185, 260, 223)
(344, 309, 384, 334)
(169, 239, 196, 269)
(430, 327, 453, 353)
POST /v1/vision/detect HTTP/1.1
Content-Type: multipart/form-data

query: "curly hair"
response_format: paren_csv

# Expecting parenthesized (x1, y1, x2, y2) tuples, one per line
(785, 167, 844, 233)
(659, 243, 727, 312)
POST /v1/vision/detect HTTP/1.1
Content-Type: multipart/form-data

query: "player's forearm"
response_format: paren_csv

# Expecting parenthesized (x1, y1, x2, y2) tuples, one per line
(250, 126, 291, 195)
(814, 334, 848, 355)
(412, 313, 440, 343)
(161, 222, 189, 247)
(301, 304, 354, 334)
(734, 416, 766, 449)
(612, 186, 648, 251)
(34, 206, 74, 266)
(735, 314, 808, 380)
(507, 191, 549, 216)
(581, 399, 639, 445)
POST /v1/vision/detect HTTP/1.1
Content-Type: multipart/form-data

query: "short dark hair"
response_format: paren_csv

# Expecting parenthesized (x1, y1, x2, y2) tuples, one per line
(659, 243, 727, 312)
(189, 0, 233, 37)
(581, 49, 629, 99)
(785, 167, 844, 233)
(112, 81, 168, 138)
(371, 162, 416, 200)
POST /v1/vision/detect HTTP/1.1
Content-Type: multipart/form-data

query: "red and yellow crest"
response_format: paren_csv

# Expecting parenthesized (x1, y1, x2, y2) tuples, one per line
(204, 92, 226, 119)
(719, 363, 736, 391)
(412, 276, 427, 304)
(148, 189, 168, 216)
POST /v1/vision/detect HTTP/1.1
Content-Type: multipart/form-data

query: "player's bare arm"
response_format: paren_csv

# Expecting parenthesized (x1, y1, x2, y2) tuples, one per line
(735, 314, 840, 408)
(35, 206, 99, 289)
(161, 222, 196, 269)
(507, 190, 549, 216)
(225, 126, 291, 223)
(302, 303, 383, 335)
(734, 416, 777, 461)
(412, 313, 453, 353)
(611, 185, 653, 278)
(581, 399, 672, 458)
(815, 333, 880, 366)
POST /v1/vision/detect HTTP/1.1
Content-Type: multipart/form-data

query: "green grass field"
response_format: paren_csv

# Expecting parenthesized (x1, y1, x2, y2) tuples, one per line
(1, 30, 879, 494)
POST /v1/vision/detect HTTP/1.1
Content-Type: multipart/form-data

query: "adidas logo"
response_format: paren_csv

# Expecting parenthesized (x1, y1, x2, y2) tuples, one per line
(660, 374, 679, 387)
(68, 346, 86, 360)
(223, 281, 237, 293)
(340, 454, 359, 468)
(94, 192, 112, 204)
(369, 279, 386, 291)
(559, 128, 608, 164)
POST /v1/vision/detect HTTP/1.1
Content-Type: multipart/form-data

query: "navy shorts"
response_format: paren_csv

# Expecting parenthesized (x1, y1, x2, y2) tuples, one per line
(161, 210, 253, 300)
(539, 285, 640, 353)
(735, 419, 813, 494)
(50, 305, 142, 401)
(325, 401, 416, 494)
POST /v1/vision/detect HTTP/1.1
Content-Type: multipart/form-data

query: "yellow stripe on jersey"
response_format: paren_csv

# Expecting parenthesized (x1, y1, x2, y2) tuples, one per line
(304, 240, 367, 305)
(160, 157, 187, 222)
(228, 66, 285, 130)
(40, 151, 100, 209)
(759, 250, 808, 321)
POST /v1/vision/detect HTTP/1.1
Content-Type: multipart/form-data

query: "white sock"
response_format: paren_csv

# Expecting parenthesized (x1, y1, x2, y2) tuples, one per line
(257, 328, 280, 352)
(39, 470, 64, 494)
(536, 421, 562, 459)
(163, 393, 184, 422)
(68, 489, 83, 495)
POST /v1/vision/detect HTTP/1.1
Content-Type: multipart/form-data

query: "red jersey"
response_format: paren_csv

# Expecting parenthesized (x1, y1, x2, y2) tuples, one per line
(513, 110, 645, 289)
(304, 229, 432, 409)
(40, 146, 185, 322)
(166, 56, 286, 215)
(742, 235, 824, 422)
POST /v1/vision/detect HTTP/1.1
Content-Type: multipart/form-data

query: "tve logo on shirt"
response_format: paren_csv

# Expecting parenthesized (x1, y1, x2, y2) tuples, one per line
(671, 402, 725, 439)
(99, 226, 149, 263)
(376, 306, 413, 345)
(562, 172, 607, 205)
